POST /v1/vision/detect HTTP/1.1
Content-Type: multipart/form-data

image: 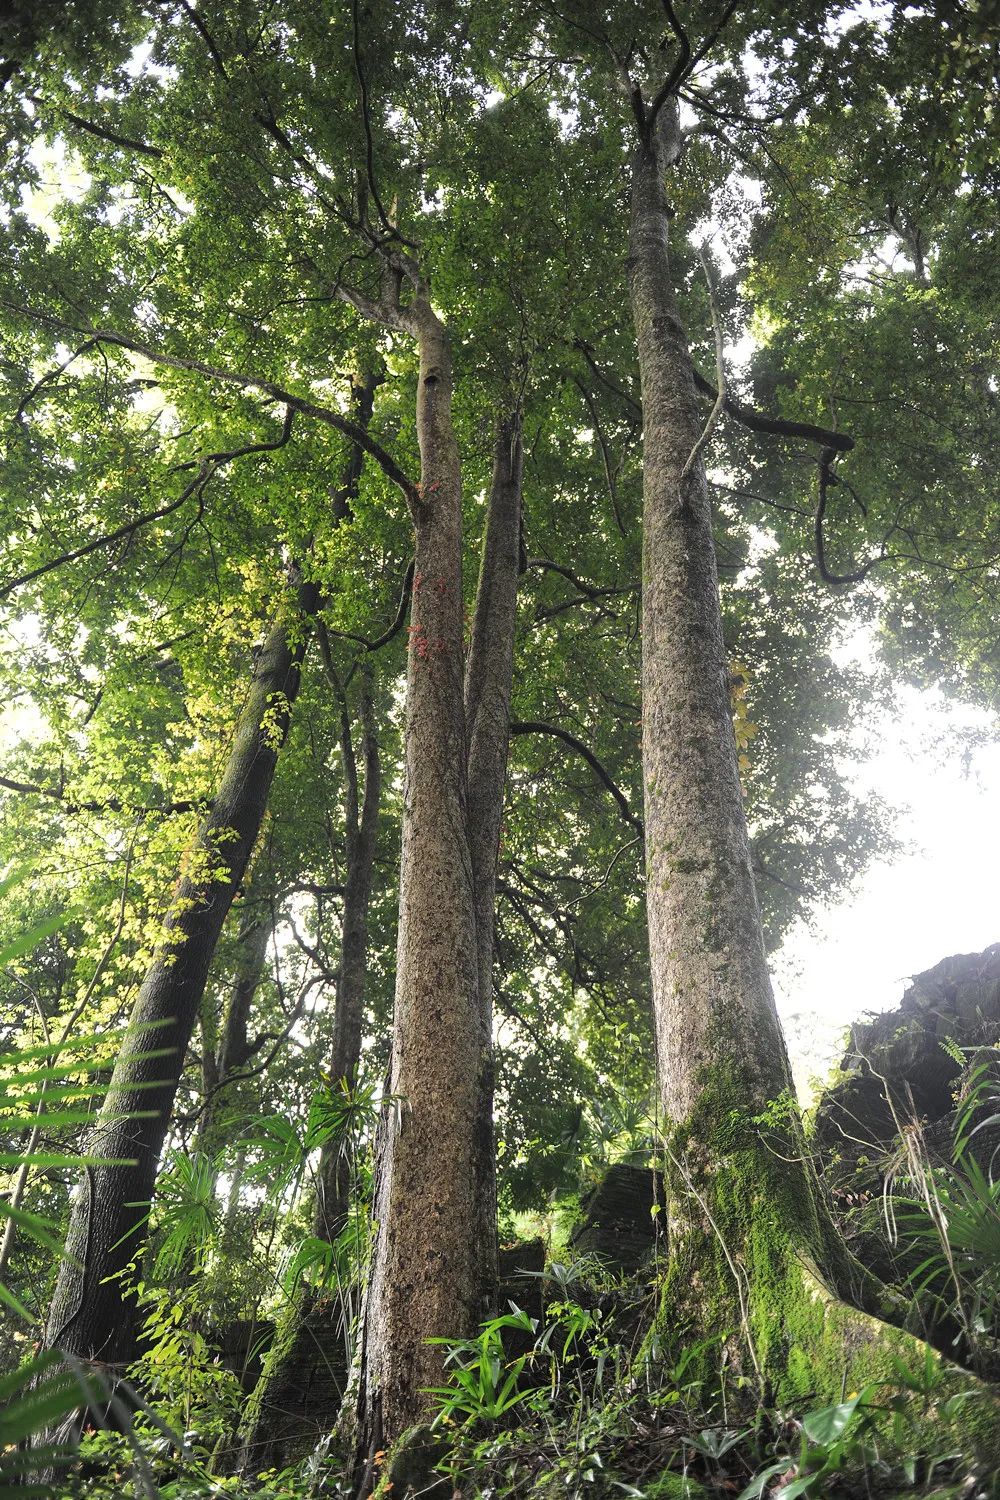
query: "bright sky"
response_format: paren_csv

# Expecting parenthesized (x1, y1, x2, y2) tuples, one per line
(775, 684, 1000, 1099)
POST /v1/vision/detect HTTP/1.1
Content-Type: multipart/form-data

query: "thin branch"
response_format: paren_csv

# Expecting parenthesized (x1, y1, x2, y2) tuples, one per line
(0, 464, 210, 603)
(509, 720, 643, 837)
(0, 300, 421, 512)
(573, 379, 628, 536)
(0, 408, 295, 603)
(350, 0, 392, 234)
(572, 340, 642, 418)
(562, 835, 643, 910)
(0, 773, 202, 816)
(814, 451, 887, 587)
(56, 108, 164, 159)
(646, 0, 692, 129)
(323, 559, 414, 651)
(15, 340, 99, 423)
(527, 557, 625, 601)
(686, 0, 741, 76)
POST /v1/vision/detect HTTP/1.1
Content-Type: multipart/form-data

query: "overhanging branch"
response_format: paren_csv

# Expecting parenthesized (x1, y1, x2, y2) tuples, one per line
(510, 720, 643, 837)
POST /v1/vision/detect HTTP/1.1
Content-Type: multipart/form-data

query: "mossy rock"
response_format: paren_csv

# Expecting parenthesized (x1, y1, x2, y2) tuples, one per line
(571, 1163, 661, 1272)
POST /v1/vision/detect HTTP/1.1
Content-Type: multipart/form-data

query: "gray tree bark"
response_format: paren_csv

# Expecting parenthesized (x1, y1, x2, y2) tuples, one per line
(631, 104, 792, 1136)
(626, 95, 969, 1412)
(354, 302, 485, 1456)
(340, 268, 525, 1473)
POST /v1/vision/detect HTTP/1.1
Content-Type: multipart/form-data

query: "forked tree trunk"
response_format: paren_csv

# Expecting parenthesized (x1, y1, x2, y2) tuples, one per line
(44, 578, 319, 1371)
(354, 305, 485, 1459)
(628, 97, 989, 1420)
(464, 413, 524, 1309)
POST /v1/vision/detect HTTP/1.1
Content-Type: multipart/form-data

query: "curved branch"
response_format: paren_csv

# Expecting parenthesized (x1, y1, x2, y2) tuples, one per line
(0, 464, 209, 603)
(572, 379, 628, 536)
(814, 450, 886, 587)
(527, 558, 623, 600)
(324, 559, 414, 652)
(692, 369, 855, 453)
(0, 773, 202, 817)
(509, 720, 643, 837)
(0, 300, 421, 512)
(0, 409, 295, 603)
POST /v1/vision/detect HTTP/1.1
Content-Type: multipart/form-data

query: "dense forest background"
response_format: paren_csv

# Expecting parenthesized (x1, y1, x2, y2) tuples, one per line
(1, 1, 999, 1496)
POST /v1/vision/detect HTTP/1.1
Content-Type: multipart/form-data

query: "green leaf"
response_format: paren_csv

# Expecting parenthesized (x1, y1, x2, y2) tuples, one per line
(801, 1387, 870, 1444)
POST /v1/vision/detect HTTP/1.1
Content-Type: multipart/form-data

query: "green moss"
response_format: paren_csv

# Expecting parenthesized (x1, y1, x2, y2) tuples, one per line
(239, 1284, 309, 1437)
(639, 1474, 710, 1499)
(375, 1424, 449, 1499)
(644, 1057, 1000, 1466)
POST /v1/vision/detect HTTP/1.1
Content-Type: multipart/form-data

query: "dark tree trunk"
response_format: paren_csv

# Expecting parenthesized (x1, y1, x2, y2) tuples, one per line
(237, 689, 380, 1472)
(314, 674, 381, 1244)
(196, 883, 273, 1160)
(44, 577, 318, 1371)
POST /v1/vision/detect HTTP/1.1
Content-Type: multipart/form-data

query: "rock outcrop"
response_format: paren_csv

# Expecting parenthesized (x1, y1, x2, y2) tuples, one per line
(814, 942, 1000, 1370)
(815, 942, 1000, 1174)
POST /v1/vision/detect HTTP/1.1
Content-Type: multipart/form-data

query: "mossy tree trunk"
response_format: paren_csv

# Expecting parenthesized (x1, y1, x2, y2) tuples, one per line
(44, 371, 381, 1384)
(44, 576, 319, 1373)
(627, 87, 987, 1415)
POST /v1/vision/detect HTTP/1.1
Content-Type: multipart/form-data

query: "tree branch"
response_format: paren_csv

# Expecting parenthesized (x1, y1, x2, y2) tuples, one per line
(679, 243, 726, 484)
(323, 559, 414, 652)
(55, 108, 164, 159)
(692, 369, 855, 453)
(0, 409, 295, 603)
(0, 300, 421, 512)
(509, 720, 643, 837)
(814, 450, 887, 587)
(0, 773, 202, 817)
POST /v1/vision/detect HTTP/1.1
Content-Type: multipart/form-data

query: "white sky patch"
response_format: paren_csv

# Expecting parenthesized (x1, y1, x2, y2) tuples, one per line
(776, 683, 1000, 1101)
(21, 141, 91, 242)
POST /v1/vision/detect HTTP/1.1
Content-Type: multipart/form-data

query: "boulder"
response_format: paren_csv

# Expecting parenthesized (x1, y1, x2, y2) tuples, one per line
(570, 1162, 661, 1272)
(815, 942, 1000, 1172)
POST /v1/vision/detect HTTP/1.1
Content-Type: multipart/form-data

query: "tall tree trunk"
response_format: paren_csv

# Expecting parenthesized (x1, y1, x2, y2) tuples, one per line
(44, 577, 318, 1372)
(463, 412, 524, 1318)
(349, 393, 524, 1486)
(314, 675, 381, 1245)
(236, 682, 381, 1474)
(196, 882, 273, 1161)
(354, 303, 485, 1459)
(628, 97, 978, 1412)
